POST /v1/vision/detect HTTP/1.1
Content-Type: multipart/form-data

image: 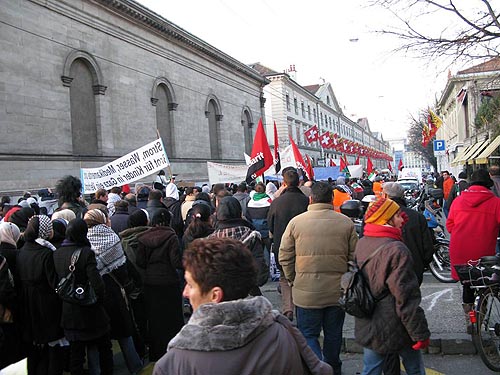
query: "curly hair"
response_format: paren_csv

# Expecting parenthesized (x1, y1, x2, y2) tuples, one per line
(55, 175, 82, 204)
(184, 238, 257, 301)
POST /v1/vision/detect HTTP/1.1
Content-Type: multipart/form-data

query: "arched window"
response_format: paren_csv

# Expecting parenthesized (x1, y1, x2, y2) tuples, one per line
(62, 51, 105, 156)
(241, 108, 253, 154)
(152, 78, 177, 158)
(205, 96, 223, 159)
(70, 59, 97, 155)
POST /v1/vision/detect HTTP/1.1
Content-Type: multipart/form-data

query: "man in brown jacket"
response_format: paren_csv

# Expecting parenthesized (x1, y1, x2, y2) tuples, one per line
(280, 182, 358, 375)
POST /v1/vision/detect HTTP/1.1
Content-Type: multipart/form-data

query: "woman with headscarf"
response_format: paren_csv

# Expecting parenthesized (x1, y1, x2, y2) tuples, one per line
(84, 209, 143, 375)
(16, 215, 68, 375)
(0, 221, 24, 370)
(135, 208, 184, 362)
(0, 222, 21, 276)
(7, 206, 35, 249)
(354, 198, 430, 375)
(53, 218, 112, 375)
(208, 196, 268, 294)
(51, 209, 77, 223)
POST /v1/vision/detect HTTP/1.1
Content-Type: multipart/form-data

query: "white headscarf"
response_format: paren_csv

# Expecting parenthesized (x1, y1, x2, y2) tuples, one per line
(165, 183, 179, 200)
(0, 222, 21, 246)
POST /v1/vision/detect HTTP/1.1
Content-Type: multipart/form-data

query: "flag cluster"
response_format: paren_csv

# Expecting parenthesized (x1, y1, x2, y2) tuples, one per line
(422, 109, 443, 147)
(304, 124, 393, 161)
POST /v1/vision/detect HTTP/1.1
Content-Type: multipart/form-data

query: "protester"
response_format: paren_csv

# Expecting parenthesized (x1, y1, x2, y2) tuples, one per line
(209, 196, 268, 295)
(17, 215, 68, 375)
(182, 203, 214, 250)
(110, 200, 130, 235)
(246, 182, 273, 262)
(107, 187, 122, 217)
(91, 189, 109, 206)
(85, 209, 143, 375)
(382, 182, 434, 285)
(163, 183, 184, 238)
(446, 171, 469, 209)
(355, 198, 430, 375)
(447, 169, 500, 333)
(52, 209, 77, 223)
(268, 168, 309, 321)
(136, 208, 184, 362)
(0, 222, 21, 275)
(124, 193, 140, 215)
(233, 182, 251, 219)
(441, 171, 454, 217)
(372, 176, 384, 197)
(55, 176, 88, 219)
(180, 187, 198, 222)
(333, 176, 352, 212)
(53, 218, 113, 375)
(280, 182, 357, 374)
(51, 218, 69, 249)
(266, 181, 278, 200)
(153, 237, 333, 375)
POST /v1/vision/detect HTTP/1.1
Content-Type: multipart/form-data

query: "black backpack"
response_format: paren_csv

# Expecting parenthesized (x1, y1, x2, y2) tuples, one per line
(339, 244, 388, 318)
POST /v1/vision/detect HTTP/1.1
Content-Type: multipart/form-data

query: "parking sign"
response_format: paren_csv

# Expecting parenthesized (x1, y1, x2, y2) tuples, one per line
(433, 140, 446, 156)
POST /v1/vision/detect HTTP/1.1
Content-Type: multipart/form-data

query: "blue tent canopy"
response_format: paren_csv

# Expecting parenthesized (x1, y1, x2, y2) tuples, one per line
(313, 166, 341, 181)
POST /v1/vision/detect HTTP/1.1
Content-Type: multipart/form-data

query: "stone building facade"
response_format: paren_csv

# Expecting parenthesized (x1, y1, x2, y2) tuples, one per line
(0, 0, 267, 192)
(436, 58, 500, 175)
(250, 63, 390, 170)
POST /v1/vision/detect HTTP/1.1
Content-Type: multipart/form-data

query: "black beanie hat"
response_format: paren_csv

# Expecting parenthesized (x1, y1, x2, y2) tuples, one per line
(470, 169, 494, 188)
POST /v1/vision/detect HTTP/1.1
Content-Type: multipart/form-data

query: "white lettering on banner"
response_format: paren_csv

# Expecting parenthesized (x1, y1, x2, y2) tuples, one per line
(81, 139, 170, 194)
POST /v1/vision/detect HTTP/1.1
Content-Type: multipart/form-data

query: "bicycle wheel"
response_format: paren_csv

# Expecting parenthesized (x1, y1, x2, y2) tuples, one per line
(473, 288, 500, 372)
(429, 242, 456, 283)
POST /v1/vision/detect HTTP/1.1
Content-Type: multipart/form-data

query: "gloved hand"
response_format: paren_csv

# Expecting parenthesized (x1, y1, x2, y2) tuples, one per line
(412, 338, 430, 350)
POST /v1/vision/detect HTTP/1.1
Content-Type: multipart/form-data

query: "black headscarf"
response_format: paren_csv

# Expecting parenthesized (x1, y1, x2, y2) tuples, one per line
(9, 207, 35, 231)
(216, 196, 242, 221)
(65, 218, 91, 247)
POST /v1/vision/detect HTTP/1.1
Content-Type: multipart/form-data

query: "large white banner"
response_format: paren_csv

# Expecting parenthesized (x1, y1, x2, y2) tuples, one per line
(207, 162, 248, 186)
(347, 165, 363, 178)
(81, 139, 170, 194)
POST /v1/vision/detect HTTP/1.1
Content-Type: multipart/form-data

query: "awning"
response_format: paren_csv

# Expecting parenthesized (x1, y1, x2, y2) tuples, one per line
(451, 144, 473, 166)
(461, 140, 489, 165)
(474, 135, 500, 164)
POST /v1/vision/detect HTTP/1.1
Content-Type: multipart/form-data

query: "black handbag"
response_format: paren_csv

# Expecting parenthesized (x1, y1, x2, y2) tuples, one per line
(55, 248, 98, 306)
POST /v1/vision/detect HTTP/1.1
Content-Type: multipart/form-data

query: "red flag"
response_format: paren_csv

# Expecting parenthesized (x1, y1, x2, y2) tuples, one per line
(388, 161, 393, 172)
(367, 157, 374, 174)
(245, 119, 273, 183)
(289, 136, 310, 179)
(305, 154, 315, 180)
(273, 121, 281, 173)
(398, 159, 404, 171)
(354, 155, 360, 165)
(329, 158, 336, 167)
(319, 132, 332, 149)
(340, 154, 349, 173)
(304, 124, 319, 143)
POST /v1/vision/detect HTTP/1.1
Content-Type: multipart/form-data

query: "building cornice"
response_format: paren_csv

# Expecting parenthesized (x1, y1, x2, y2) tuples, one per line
(93, 0, 268, 85)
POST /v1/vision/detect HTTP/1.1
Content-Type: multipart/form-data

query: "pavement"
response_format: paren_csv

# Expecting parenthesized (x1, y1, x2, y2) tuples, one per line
(261, 273, 476, 355)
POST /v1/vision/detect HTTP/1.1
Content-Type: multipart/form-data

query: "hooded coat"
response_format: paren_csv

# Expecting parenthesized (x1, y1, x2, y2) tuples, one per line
(153, 297, 332, 375)
(447, 185, 500, 280)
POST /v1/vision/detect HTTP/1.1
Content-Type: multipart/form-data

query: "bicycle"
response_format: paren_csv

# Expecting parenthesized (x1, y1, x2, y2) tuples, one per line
(456, 257, 500, 372)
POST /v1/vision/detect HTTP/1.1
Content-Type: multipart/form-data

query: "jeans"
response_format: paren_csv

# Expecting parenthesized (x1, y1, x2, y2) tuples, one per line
(362, 347, 425, 375)
(88, 336, 141, 375)
(296, 305, 345, 372)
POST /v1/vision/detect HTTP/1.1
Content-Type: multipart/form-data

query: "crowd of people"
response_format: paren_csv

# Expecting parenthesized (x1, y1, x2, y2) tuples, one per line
(0, 166, 499, 375)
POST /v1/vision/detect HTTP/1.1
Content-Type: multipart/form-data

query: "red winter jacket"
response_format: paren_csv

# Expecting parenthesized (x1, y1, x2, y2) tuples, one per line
(447, 185, 500, 280)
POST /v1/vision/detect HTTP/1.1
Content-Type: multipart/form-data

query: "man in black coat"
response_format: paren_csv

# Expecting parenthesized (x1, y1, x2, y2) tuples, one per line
(110, 200, 130, 235)
(383, 182, 434, 285)
(146, 190, 168, 224)
(267, 168, 309, 321)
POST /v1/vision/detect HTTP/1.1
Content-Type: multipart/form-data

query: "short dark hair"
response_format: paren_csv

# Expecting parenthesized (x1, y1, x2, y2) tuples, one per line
(110, 186, 122, 194)
(489, 165, 500, 176)
(124, 193, 137, 206)
(441, 170, 450, 175)
(311, 181, 333, 204)
(114, 200, 129, 209)
(185, 187, 195, 195)
(283, 169, 300, 187)
(148, 189, 163, 201)
(95, 189, 107, 199)
(150, 208, 171, 226)
(237, 183, 247, 193)
(184, 238, 257, 301)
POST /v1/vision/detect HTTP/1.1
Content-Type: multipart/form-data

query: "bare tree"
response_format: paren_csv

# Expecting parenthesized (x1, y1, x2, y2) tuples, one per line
(407, 112, 438, 171)
(370, 0, 500, 63)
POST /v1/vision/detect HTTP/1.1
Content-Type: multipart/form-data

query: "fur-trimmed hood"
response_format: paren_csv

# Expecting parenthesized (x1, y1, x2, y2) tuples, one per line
(168, 296, 276, 351)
